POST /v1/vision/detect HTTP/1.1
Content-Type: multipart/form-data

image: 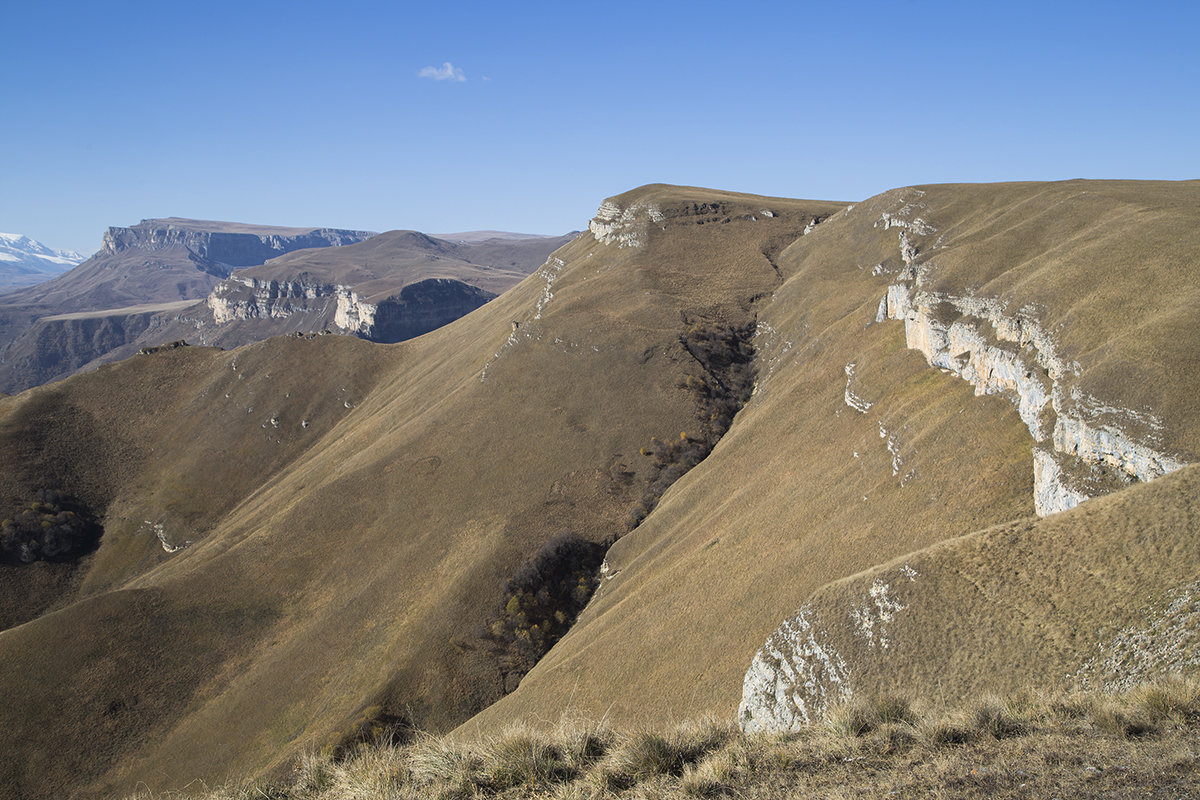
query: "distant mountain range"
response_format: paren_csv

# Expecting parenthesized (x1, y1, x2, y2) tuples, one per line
(0, 219, 572, 393)
(0, 233, 86, 291)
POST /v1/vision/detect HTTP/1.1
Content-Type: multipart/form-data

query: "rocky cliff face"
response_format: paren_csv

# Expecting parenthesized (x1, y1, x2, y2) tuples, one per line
(101, 220, 374, 279)
(208, 275, 495, 343)
(737, 181, 1200, 736)
(587, 191, 811, 249)
(208, 276, 336, 324)
(872, 196, 1186, 515)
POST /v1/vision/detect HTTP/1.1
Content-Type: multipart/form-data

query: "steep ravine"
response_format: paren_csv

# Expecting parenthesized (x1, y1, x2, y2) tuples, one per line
(464, 196, 780, 704)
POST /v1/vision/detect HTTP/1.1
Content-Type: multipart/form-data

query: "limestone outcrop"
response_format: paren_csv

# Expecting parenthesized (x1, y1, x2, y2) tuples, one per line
(588, 200, 664, 248)
(870, 196, 1186, 516)
(208, 274, 495, 343)
(879, 282, 1185, 515)
(739, 465, 1200, 733)
(208, 276, 334, 324)
(588, 190, 807, 249)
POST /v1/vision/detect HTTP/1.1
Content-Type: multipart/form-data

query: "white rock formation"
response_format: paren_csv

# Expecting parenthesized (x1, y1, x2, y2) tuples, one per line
(332, 287, 377, 334)
(878, 278, 1186, 516)
(588, 200, 664, 248)
(207, 275, 381, 336)
(480, 256, 564, 381)
(843, 362, 873, 413)
(208, 276, 331, 323)
(738, 604, 851, 733)
(740, 565, 920, 733)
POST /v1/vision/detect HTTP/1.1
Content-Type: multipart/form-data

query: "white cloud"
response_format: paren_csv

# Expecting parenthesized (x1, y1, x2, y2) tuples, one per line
(418, 62, 466, 82)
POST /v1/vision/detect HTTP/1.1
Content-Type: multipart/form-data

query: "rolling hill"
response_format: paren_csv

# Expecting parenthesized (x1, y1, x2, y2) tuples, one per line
(0, 180, 1197, 799)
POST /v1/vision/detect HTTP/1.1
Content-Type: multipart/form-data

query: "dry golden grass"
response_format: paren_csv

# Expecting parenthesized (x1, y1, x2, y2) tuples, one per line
(0, 185, 844, 798)
(6, 181, 1200, 800)
(126, 679, 1200, 800)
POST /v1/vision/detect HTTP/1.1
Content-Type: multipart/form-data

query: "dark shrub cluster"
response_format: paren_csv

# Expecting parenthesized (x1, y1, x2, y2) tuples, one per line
(681, 319, 756, 440)
(0, 490, 100, 564)
(625, 319, 757, 529)
(481, 533, 606, 691)
(624, 433, 709, 529)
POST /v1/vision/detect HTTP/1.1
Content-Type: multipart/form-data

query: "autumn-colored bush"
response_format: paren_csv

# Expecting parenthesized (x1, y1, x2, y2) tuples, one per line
(481, 533, 606, 690)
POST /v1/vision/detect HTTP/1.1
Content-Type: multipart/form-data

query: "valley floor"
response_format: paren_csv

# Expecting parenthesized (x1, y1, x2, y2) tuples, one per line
(128, 680, 1200, 800)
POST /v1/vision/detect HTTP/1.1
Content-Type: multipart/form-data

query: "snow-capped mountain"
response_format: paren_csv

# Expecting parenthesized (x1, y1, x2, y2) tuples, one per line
(0, 233, 86, 291)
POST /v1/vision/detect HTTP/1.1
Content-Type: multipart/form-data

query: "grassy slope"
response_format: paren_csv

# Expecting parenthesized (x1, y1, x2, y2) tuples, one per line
(2, 181, 1198, 798)
(766, 459, 1200, 712)
(0, 186, 840, 798)
(461, 180, 1200, 734)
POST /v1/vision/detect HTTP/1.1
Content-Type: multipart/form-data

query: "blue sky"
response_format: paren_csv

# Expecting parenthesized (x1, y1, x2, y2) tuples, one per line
(3, 0, 1198, 254)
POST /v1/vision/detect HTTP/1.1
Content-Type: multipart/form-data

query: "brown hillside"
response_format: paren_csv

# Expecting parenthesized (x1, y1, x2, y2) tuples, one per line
(0, 185, 840, 798)
(739, 460, 1200, 733)
(1, 181, 1198, 799)
(461, 180, 1200, 736)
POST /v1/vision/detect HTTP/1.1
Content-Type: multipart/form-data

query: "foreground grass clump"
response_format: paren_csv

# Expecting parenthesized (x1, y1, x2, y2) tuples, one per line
(127, 678, 1200, 799)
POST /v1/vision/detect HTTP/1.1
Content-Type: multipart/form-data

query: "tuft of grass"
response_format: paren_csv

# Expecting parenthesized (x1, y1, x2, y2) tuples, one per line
(968, 694, 1032, 739)
(555, 717, 616, 773)
(405, 732, 482, 791)
(1091, 703, 1159, 738)
(595, 719, 734, 790)
(290, 750, 336, 794)
(480, 725, 575, 790)
(322, 743, 405, 798)
(1129, 675, 1200, 722)
(872, 693, 916, 726)
(917, 712, 973, 747)
(823, 693, 916, 738)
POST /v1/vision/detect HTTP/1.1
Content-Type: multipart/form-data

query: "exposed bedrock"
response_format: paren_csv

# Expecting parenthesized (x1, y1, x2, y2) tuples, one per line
(880, 286, 1186, 515)
(588, 190, 822, 250)
(208, 276, 335, 323)
(212, 275, 494, 343)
